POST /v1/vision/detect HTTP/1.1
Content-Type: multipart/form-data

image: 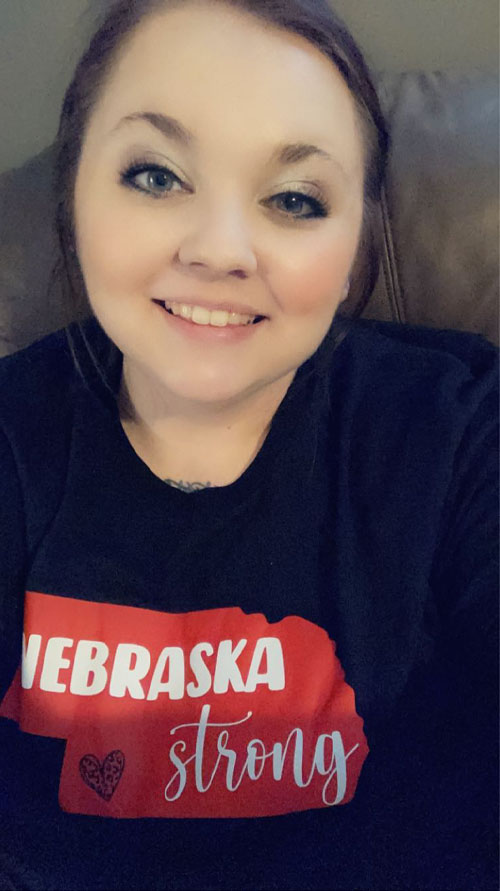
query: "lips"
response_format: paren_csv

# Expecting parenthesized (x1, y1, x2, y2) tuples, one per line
(151, 299, 265, 324)
(152, 298, 267, 318)
(152, 298, 265, 341)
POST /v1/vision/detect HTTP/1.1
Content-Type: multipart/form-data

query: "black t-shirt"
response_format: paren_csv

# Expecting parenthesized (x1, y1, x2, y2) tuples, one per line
(0, 314, 498, 890)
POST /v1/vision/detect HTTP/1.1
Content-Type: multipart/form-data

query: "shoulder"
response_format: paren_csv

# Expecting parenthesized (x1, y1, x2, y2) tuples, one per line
(0, 326, 75, 426)
(0, 324, 97, 556)
(329, 319, 498, 482)
(348, 317, 498, 378)
(342, 318, 498, 412)
(0, 327, 77, 513)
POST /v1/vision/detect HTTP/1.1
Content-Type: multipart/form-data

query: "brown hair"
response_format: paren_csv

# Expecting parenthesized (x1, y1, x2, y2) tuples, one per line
(51, 0, 390, 392)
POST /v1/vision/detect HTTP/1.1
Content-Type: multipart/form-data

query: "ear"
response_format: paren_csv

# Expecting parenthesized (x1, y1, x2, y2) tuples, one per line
(342, 277, 351, 300)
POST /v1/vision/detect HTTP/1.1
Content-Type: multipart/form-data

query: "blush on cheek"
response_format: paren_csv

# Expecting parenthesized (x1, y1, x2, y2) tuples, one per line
(77, 176, 151, 262)
(277, 221, 359, 315)
(285, 252, 354, 317)
(81, 214, 159, 299)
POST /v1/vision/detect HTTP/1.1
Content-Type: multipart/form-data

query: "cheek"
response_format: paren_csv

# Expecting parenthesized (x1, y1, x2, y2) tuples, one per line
(75, 180, 159, 295)
(277, 229, 358, 319)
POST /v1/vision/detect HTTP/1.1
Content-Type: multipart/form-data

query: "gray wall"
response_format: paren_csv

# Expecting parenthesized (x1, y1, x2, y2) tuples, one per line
(0, 0, 498, 176)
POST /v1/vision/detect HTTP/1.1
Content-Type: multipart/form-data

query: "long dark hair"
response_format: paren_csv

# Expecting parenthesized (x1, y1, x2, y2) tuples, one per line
(50, 0, 390, 399)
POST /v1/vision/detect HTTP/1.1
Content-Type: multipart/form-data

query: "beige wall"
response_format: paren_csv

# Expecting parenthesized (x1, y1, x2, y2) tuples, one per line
(334, 0, 499, 74)
(0, 0, 498, 176)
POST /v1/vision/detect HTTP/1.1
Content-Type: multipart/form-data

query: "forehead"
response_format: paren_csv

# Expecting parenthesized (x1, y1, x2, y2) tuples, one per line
(85, 2, 364, 176)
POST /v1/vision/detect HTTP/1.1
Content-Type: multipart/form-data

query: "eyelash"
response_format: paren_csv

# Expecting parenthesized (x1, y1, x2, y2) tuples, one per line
(118, 158, 331, 220)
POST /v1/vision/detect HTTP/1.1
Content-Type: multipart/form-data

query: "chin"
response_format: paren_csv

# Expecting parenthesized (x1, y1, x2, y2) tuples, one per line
(184, 387, 252, 408)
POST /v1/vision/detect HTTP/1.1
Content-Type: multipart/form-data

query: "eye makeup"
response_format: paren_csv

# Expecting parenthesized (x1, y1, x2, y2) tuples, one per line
(118, 153, 332, 221)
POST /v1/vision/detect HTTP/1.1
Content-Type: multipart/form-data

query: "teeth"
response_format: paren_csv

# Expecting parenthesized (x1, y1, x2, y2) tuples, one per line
(164, 301, 257, 327)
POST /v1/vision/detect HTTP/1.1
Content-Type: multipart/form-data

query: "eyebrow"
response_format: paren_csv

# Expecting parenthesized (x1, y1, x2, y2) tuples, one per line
(111, 110, 346, 176)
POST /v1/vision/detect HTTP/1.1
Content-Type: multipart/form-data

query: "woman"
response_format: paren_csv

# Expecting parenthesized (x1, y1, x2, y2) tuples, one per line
(0, 0, 497, 888)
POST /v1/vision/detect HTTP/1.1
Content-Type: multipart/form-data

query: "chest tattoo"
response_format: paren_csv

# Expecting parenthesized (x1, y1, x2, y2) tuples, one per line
(163, 478, 214, 493)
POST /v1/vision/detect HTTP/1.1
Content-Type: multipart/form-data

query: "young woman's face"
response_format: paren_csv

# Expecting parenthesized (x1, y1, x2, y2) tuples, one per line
(74, 1, 365, 411)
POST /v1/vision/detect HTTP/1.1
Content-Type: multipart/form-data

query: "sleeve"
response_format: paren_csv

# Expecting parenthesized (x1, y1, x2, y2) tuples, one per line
(372, 357, 499, 890)
(0, 427, 27, 700)
(430, 361, 498, 690)
(426, 359, 499, 887)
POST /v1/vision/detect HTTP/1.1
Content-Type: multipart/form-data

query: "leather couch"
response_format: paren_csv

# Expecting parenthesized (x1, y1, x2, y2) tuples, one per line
(0, 70, 498, 356)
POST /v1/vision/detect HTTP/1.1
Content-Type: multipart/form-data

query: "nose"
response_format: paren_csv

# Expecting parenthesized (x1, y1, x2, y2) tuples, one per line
(176, 201, 258, 279)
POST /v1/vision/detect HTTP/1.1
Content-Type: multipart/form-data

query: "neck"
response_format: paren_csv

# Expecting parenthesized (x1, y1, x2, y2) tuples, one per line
(118, 362, 296, 487)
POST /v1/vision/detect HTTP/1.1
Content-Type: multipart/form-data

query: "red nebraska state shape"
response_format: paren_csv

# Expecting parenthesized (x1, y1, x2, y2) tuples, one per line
(0, 591, 369, 818)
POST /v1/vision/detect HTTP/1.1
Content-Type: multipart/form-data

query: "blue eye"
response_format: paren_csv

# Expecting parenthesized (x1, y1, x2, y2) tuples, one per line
(271, 191, 329, 219)
(119, 160, 330, 220)
(120, 163, 181, 196)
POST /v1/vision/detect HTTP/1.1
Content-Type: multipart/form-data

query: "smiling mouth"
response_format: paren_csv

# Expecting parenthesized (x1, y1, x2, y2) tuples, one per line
(152, 299, 265, 325)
